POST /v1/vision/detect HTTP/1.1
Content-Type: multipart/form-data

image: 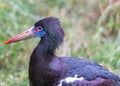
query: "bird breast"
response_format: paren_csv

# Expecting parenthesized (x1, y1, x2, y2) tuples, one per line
(49, 57, 65, 73)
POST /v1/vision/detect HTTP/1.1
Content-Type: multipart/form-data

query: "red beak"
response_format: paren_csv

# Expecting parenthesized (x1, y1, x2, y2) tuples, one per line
(4, 27, 34, 44)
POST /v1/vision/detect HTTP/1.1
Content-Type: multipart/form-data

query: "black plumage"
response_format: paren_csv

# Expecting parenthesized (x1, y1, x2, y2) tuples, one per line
(29, 17, 120, 86)
(5, 17, 120, 86)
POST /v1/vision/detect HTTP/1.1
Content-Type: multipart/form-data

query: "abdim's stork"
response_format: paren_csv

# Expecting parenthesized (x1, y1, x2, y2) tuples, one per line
(4, 17, 120, 86)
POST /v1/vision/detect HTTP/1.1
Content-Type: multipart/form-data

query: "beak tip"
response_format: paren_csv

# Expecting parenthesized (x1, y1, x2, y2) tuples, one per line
(3, 41, 10, 44)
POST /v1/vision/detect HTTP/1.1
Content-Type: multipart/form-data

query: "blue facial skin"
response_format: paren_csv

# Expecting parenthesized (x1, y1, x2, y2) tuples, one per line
(32, 27, 46, 38)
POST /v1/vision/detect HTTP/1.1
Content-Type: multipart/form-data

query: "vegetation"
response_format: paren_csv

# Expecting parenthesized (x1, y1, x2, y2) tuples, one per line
(0, 0, 120, 86)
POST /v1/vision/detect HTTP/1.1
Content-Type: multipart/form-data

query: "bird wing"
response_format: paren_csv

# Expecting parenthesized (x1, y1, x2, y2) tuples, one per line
(61, 57, 120, 81)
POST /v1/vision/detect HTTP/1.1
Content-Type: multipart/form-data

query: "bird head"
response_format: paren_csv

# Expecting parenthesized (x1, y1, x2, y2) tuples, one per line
(4, 17, 64, 46)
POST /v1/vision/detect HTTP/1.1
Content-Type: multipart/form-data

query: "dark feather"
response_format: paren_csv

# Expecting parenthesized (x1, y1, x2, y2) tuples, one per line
(28, 17, 120, 86)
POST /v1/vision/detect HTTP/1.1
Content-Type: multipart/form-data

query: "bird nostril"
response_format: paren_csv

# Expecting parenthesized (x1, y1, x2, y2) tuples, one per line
(25, 31, 29, 33)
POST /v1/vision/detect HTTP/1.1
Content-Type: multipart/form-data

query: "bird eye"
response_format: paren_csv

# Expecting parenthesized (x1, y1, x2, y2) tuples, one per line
(38, 26, 43, 30)
(35, 26, 43, 32)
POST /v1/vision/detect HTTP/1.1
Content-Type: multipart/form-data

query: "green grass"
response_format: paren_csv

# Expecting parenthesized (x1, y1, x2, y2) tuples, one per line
(0, 0, 120, 86)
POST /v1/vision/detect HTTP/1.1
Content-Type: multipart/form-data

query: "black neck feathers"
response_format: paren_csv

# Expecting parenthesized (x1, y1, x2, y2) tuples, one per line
(29, 17, 65, 86)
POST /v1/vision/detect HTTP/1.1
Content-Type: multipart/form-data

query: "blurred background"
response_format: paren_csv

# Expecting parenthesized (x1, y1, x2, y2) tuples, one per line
(0, 0, 120, 86)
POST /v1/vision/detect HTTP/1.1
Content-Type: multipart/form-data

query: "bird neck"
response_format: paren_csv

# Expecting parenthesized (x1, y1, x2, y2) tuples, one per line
(31, 38, 58, 63)
(34, 44, 55, 62)
(29, 37, 64, 86)
(40, 36, 59, 54)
